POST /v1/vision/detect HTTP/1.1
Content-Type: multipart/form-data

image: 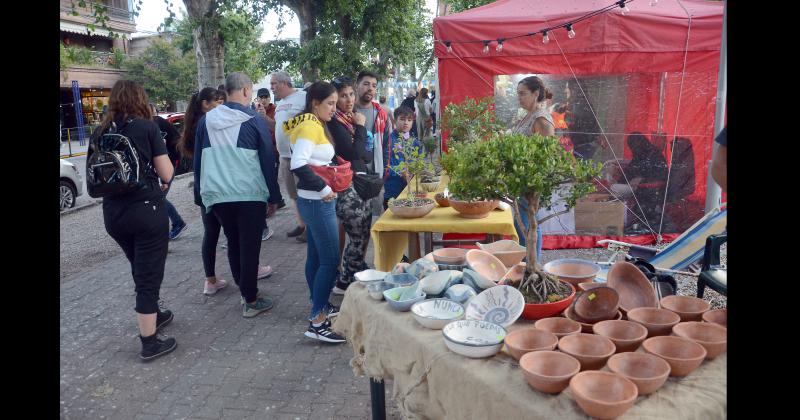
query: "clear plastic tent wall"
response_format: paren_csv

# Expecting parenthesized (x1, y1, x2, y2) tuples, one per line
(433, 0, 724, 248)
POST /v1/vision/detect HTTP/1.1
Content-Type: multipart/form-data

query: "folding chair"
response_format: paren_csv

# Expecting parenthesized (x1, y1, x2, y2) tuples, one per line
(697, 233, 727, 298)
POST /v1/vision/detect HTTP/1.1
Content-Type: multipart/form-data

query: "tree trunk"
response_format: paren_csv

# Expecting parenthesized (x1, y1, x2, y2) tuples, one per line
(183, 0, 224, 89)
(286, 0, 318, 83)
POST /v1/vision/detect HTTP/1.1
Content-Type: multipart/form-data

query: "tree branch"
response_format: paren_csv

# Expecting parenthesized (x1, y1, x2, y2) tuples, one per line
(536, 208, 572, 225)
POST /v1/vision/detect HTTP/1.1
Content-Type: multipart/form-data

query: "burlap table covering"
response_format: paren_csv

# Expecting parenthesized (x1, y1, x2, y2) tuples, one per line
(333, 282, 727, 419)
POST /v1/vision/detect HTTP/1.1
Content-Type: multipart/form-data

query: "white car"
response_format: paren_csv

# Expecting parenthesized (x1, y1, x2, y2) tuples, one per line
(60, 159, 83, 211)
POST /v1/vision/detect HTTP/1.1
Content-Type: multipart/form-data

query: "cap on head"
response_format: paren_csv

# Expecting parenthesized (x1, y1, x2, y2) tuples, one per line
(257, 88, 271, 98)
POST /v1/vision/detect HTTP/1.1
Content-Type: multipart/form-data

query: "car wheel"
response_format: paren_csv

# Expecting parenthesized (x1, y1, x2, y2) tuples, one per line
(60, 180, 76, 211)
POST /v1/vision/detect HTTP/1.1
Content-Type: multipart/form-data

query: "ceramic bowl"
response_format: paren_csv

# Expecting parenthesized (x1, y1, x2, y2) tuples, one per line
(504, 327, 558, 360)
(449, 199, 500, 219)
(420, 271, 459, 297)
(557, 333, 616, 371)
(411, 299, 465, 329)
(443, 284, 478, 305)
(354, 269, 388, 282)
(569, 371, 638, 419)
(465, 285, 525, 328)
(626, 307, 681, 337)
(389, 199, 435, 218)
(642, 335, 707, 377)
(701, 308, 727, 327)
(606, 352, 671, 395)
(572, 287, 620, 322)
(384, 273, 418, 289)
(606, 261, 658, 313)
(465, 249, 508, 283)
(475, 240, 527, 267)
(563, 306, 622, 334)
(391, 262, 410, 274)
(660, 295, 711, 322)
(672, 321, 727, 359)
(578, 282, 604, 292)
(519, 351, 581, 394)
(434, 193, 450, 207)
(461, 268, 497, 291)
(366, 281, 392, 300)
(420, 181, 440, 192)
(382, 285, 426, 312)
(498, 262, 525, 285)
(543, 259, 602, 289)
(432, 248, 468, 265)
(407, 258, 440, 279)
(521, 281, 577, 320)
(592, 320, 648, 353)
(533, 317, 582, 338)
(442, 319, 507, 358)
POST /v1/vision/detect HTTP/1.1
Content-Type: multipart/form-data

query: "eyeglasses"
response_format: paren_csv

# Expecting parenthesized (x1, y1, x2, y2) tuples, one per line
(332, 76, 353, 88)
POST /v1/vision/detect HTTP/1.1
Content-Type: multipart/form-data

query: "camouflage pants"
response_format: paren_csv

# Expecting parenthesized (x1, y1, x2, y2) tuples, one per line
(335, 186, 372, 285)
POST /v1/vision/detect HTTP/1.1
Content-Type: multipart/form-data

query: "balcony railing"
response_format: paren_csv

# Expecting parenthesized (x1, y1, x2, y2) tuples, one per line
(61, 0, 134, 23)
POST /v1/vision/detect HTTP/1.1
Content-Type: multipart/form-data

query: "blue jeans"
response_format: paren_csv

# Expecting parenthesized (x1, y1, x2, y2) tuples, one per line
(514, 198, 542, 262)
(297, 197, 340, 321)
(165, 199, 185, 229)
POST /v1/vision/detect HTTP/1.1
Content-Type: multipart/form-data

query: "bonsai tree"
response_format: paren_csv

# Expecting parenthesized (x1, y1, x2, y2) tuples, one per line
(441, 96, 506, 145)
(442, 132, 602, 303)
(389, 134, 434, 202)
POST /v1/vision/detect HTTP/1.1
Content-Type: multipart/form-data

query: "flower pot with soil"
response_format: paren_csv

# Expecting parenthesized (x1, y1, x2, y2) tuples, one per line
(388, 128, 435, 217)
(449, 198, 500, 219)
(388, 198, 435, 218)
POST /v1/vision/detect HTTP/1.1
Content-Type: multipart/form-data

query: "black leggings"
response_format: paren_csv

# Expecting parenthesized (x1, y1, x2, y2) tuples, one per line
(212, 201, 266, 303)
(103, 198, 169, 314)
(200, 204, 222, 278)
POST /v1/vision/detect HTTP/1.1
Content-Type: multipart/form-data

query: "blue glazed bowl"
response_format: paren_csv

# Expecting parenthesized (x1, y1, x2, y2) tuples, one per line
(384, 273, 418, 289)
(383, 285, 427, 312)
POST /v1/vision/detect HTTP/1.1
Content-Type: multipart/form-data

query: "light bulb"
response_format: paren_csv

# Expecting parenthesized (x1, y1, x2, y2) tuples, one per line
(618, 0, 630, 15)
(542, 32, 549, 44)
(496, 41, 504, 52)
(446, 42, 452, 53)
(483, 42, 490, 54)
(566, 25, 576, 39)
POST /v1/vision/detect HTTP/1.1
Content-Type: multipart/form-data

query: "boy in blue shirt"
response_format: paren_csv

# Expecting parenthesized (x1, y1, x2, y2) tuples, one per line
(383, 106, 419, 209)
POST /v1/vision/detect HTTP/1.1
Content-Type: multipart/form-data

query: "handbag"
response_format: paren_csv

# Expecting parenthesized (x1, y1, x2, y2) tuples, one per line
(310, 156, 353, 193)
(353, 171, 384, 201)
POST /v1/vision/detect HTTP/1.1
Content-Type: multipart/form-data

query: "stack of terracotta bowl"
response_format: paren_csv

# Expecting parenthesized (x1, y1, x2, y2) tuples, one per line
(562, 286, 623, 333)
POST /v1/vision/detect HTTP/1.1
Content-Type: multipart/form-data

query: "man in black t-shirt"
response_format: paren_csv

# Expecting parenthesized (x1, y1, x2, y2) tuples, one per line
(150, 104, 187, 240)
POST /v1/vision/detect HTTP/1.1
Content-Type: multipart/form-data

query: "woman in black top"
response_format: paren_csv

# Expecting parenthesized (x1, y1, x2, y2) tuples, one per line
(328, 76, 373, 294)
(97, 80, 177, 362)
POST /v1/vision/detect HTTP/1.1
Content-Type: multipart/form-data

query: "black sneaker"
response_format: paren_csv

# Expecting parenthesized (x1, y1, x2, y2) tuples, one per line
(324, 302, 340, 318)
(156, 310, 173, 332)
(304, 319, 346, 343)
(287, 225, 305, 237)
(277, 200, 287, 209)
(140, 334, 177, 362)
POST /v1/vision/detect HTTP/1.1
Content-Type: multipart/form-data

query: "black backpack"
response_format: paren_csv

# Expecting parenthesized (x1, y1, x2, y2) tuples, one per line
(86, 120, 156, 198)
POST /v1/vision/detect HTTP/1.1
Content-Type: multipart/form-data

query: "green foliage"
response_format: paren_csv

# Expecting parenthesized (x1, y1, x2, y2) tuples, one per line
(421, 136, 437, 156)
(63, 45, 95, 66)
(447, 0, 496, 13)
(441, 96, 506, 145)
(260, 39, 301, 79)
(60, 42, 68, 71)
(122, 38, 197, 106)
(390, 136, 434, 199)
(110, 48, 126, 69)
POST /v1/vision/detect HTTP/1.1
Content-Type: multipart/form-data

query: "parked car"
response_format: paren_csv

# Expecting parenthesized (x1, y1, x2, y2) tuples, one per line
(60, 159, 83, 211)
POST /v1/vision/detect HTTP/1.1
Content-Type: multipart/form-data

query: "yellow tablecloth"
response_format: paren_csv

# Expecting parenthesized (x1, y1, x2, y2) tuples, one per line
(371, 175, 518, 271)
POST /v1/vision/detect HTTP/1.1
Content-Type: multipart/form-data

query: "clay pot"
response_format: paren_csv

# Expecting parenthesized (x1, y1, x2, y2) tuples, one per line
(563, 305, 623, 334)
(659, 295, 711, 322)
(606, 261, 658, 313)
(389, 199, 435, 218)
(642, 336, 707, 377)
(572, 287, 620, 322)
(449, 198, 500, 219)
(578, 282, 604, 292)
(475, 239, 527, 267)
(420, 181, 439, 192)
(569, 371, 638, 419)
(672, 321, 727, 359)
(520, 282, 576, 320)
(519, 350, 581, 394)
(533, 317, 581, 339)
(434, 193, 450, 207)
(542, 259, 601, 289)
(431, 248, 468, 265)
(606, 352, 671, 395)
(701, 308, 727, 327)
(557, 333, 616, 371)
(504, 327, 559, 360)
(498, 262, 525, 285)
(592, 320, 648, 353)
(465, 249, 508, 283)
(625, 307, 681, 337)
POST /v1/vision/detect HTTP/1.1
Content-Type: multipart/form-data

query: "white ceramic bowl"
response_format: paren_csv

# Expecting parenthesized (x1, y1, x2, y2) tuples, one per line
(411, 299, 465, 329)
(355, 269, 389, 282)
(442, 319, 507, 358)
(466, 285, 525, 328)
(383, 285, 426, 311)
(462, 268, 497, 291)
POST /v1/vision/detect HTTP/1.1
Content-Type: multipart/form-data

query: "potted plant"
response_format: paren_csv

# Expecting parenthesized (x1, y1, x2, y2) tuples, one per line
(440, 96, 506, 145)
(443, 132, 602, 317)
(387, 134, 436, 218)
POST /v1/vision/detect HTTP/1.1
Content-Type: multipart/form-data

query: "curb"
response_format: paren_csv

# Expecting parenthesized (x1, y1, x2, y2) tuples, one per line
(60, 171, 194, 217)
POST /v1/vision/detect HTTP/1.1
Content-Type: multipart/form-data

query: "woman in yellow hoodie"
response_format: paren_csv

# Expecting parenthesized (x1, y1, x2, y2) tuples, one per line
(283, 81, 346, 343)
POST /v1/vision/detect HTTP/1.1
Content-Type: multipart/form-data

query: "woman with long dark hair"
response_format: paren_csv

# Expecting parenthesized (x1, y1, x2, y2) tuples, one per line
(283, 81, 346, 343)
(95, 80, 177, 361)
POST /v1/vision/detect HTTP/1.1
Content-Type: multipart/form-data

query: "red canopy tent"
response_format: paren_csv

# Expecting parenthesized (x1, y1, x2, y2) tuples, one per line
(433, 0, 724, 248)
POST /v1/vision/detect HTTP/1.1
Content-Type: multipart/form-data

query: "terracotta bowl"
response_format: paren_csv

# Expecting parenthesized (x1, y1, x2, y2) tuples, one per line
(499, 263, 525, 285)
(578, 282, 604, 292)
(606, 261, 658, 313)
(572, 287, 620, 322)
(660, 295, 711, 322)
(606, 352, 671, 395)
(475, 239, 527, 267)
(519, 350, 581, 394)
(533, 317, 582, 338)
(642, 336, 707, 377)
(592, 320, 648, 353)
(542, 259, 602, 289)
(563, 306, 623, 334)
(504, 327, 559, 360)
(625, 307, 681, 337)
(569, 371, 638, 419)
(701, 308, 727, 327)
(432, 248, 468, 265)
(672, 321, 727, 359)
(434, 193, 450, 207)
(465, 249, 508, 284)
(557, 333, 616, 371)
(521, 282, 576, 320)
(449, 198, 500, 219)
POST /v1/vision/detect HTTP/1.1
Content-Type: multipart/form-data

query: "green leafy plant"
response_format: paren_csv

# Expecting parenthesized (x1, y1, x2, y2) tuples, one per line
(390, 135, 434, 201)
(442, 132, 602, 303)
(110, 48, 126, 69)
(421, 136, 438, 161)
(441, 96, 506, 145)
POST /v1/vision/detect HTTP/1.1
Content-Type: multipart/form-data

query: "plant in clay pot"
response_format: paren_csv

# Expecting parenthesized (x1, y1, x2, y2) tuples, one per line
(387, 132, 435, 217)
(442, 132, 601, 304)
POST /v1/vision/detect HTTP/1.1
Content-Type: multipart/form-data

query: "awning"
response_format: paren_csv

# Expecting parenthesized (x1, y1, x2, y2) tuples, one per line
(60, 21, 111, 37)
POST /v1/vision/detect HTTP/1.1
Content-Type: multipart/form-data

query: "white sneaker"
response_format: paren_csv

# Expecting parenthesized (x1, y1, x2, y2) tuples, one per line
(257, 265, 274, 279)
(262, 227, 274, 241)
(203, 278, 228, 296)
(331, 286, 346, 296)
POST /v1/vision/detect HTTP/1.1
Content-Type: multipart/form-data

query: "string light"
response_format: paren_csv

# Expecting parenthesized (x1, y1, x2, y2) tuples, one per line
(650, 0, 658, 5)
(445, 41, 452, 53)
(483, 41, 490, 54)
(618, 0, 630, 15)
(566, 24, 576, 39)
(542, 30, 549, 44)
(496, 38, 504, 52)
